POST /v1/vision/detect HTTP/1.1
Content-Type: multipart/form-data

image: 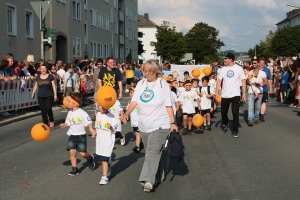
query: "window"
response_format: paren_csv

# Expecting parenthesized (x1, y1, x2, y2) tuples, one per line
(114, 0, 118, 9)
(114, 21, 118, 34)
(84, 0, 88, 10)
(57, 0, 65, 3)
(73, 37, 81, 57)
(115, 45, 119, 59)
(125, 48, 129, 58)
(99, 43, 104, 58)
(25, 10, 33, 39)
(97, 43, 101, 58)
(125, 5, 128, 16)
(98, 12, 103, 29)
(111, 6, 113, 23)
(7, 4, 17, 36)
(125, 27, 128, 38)
(73, 0, 81, 20)
(104, 0, 109, 3)
(91, 41, 97, 58)
(90, 8, 96, 26)
(104, 44, 109, 58)
(84, 22, 88, 45)
(111, 32, 114, 47)
(120, 46, 123, 60)
(105, 15, 109, 31)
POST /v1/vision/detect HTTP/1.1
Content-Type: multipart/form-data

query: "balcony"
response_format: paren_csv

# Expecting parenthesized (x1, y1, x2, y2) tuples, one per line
(119, 10, 124, 22)
(120, 34, 124, 44)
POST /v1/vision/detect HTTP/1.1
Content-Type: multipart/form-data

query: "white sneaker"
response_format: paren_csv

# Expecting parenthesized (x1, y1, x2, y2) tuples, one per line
(120, 135, 126, 146)
(125, 89, 129, 93)
(143, 182, 153, 192)
(99, 176, 109, 185)
(1, 112, 11, 116)
(107, 162, 112, 177)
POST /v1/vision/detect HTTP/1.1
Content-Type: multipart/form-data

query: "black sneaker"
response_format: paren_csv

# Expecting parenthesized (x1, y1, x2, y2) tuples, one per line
(207, 125, 212, 131)
(248, 122, 254, 126)
(259, 114, 265, 122)
(187, 129, 192, 135)
(199, 125, 204, 131)
(232, 131, 239, 138)
(68, 167, 80, 176)
(132, 146, 141, 153)
(88, 154, 95, 170)
(182, 128, 187, 136)
(204, 125, 208, 130)
(220, 124, 229, 134)
(140, 142, 144, 150)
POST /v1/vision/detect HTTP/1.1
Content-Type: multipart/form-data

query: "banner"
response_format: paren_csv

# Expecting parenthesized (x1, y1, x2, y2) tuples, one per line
(170, 64, 210, 81)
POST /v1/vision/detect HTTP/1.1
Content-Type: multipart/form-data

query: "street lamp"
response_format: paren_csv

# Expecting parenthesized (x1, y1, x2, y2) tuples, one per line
(241, 34, 257, 57)
(256, 24, 275, 31)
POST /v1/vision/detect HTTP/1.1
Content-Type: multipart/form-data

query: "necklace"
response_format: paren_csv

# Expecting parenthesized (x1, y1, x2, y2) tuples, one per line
(146, 79, 157, 90)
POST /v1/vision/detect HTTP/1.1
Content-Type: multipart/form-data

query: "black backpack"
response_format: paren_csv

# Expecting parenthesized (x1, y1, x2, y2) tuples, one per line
(165, 129, 185, 173)
(199, 86, 211, 94)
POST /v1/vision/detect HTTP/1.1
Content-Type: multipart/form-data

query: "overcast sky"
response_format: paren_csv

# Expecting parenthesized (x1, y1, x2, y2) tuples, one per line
(138, 0, 299, 53)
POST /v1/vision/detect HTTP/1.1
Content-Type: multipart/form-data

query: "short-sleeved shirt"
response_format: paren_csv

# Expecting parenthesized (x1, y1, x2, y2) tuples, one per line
(93, 67, 101, 91)
(127, 99, 138, 127)
(178, 90, 200, 114)
(200, 86, 215, 110)
(126, 69, 134, 79)
(65, 108, 92, 136)
(134, 70, 143, 80)
(280, 72, 290, 85)
(261, 67, 271, 92)
(64, 71, 72, 87)
(132, 78, 172, 133)
(36, 74, 55, 97)
(98, 67, 123, 89)
(247, 70, 267, 94)
(108, 100, 123, 132)
(218, 64, 245, 98)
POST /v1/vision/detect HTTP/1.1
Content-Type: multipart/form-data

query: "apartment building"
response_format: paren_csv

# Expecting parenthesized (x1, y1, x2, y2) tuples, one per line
(0, 0, 138, 63)
(276, 9, 300, 30)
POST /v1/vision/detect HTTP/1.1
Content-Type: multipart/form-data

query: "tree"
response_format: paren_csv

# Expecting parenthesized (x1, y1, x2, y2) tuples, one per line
(150, 21, 187, 62)
(271, 26, 300, 56)
(185, 22, 224, 63)
(138, 31, 145, 56)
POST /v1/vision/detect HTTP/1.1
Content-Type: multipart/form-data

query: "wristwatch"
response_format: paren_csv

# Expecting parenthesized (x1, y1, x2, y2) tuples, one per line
(171, 121, 177, 125)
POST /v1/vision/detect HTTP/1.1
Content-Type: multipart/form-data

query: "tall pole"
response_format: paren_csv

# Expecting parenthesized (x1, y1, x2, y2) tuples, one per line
(40, 5, 44, 60)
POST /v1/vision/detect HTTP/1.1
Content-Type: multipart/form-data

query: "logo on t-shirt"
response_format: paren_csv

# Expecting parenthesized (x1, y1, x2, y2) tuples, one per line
(87, 116, 91, 121)
(140, 89, 154, 103)
(103, 73, 116, 87)
(226, 70, 234, 78)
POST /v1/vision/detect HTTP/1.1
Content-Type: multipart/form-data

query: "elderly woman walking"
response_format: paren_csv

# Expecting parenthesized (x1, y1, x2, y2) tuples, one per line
(121, 59, 178, 192)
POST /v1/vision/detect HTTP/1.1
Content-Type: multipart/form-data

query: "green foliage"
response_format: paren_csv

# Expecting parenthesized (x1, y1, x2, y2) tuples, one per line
(150, 21, 187, 62)
(185, 22, 224, 63)
(271, 26, 300, 56)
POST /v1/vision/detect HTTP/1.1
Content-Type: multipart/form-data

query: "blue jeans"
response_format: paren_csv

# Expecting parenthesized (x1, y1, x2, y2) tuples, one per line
(247, 93, 262, 122)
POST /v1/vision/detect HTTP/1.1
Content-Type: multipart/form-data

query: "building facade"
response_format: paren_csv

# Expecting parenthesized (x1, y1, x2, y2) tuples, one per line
(1, 0, 138, 63)
(138, 13, 157, 62)
(276, 9, 300, 30)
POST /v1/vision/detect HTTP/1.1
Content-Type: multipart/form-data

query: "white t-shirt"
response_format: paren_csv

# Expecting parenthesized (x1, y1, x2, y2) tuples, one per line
(191, 87, 200, 107)
(65, 108, 92, 136)
(178, 90, 200, 114)
(209, 79, 216, 93)
(95, 112, 117, 157)
(108, 100, 123, 132)
(218, 64, 245, 98)
(57, 69, 65, 79)
(171, 91, 178, 115)
(127, 99, 138, 127)
(217, 68, 222, 78)
(247, 70, 266, 94)
(177, 87, 185, 97)
(132, 78, 172, 133)
(200, 86, 214, 110)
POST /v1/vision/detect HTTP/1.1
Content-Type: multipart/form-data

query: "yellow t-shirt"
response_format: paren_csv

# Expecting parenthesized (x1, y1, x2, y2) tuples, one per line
(126, 69, 134, 79)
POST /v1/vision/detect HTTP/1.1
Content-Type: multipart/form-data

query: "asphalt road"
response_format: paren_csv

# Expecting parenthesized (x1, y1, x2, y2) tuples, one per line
(1, 94, 300, 200)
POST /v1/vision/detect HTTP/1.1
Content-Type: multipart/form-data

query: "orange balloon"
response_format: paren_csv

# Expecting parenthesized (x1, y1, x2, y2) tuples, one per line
(31, 123, 51, 142)
(192, 113, 204, 127)
(215, 96, 222, 104)
(96, 86, 117, 109)
(63, 98, 69, 108)
(192, 68, 200, 77)
(203, 67, 212, 76)
(162, 76, 169, 81)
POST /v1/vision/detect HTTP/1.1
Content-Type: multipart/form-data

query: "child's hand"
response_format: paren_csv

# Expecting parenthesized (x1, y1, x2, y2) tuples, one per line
(199, 93, 203, 97)
(107, 123, 111, 129)
(60, 123, 68, 128)
(90, 129, 97, 137)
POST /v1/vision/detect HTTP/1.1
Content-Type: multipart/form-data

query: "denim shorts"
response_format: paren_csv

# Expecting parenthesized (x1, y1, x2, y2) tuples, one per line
(95, 155, 110, 162)
(66, 135, 87, 152)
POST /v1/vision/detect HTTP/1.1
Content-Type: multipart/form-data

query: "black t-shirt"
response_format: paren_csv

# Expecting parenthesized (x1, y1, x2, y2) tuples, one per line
(98, 67, 123, 89)
(28, 65, 37, 76)
(36, 74, 55, 97)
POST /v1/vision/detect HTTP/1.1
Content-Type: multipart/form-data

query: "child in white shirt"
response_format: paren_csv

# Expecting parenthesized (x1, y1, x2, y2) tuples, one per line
(95, 105, 118, 185)
(60, 92, 96, 176)
(108, 99, 125, 145)
(199, 76, 215, 131)
(178, 80, 200, 135)
(191, 79, 201, 114)
(127, 87, 144, 153)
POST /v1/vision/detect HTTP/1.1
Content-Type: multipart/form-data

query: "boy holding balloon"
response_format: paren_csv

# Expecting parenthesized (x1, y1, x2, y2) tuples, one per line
(60, 92, 96, 176)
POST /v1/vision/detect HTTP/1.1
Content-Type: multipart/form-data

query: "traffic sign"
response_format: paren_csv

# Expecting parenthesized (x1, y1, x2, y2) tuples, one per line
(30, 1, 50, 20)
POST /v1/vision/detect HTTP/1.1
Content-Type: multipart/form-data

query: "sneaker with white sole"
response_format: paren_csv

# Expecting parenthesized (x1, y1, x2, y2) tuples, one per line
(125, 89, 129, 93)
(99, 176, 109, 185)
(107, 162, 112, 177)
(68, 167, 80, 176)
(120, 135, 126, 146)
(143, 182, 153, 192)
(88, 154, 95, 171)
(132, 146, 141, 153)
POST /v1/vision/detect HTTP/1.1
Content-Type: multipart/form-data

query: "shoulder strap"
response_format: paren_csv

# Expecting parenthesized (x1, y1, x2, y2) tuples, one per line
(199, 86, 202, 93)
(160, 78, 162, 88)
(208, 86, 210, 95)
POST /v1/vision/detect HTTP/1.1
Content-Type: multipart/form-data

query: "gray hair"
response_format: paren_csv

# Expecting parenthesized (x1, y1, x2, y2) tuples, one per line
(141, 59, 162, 77)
